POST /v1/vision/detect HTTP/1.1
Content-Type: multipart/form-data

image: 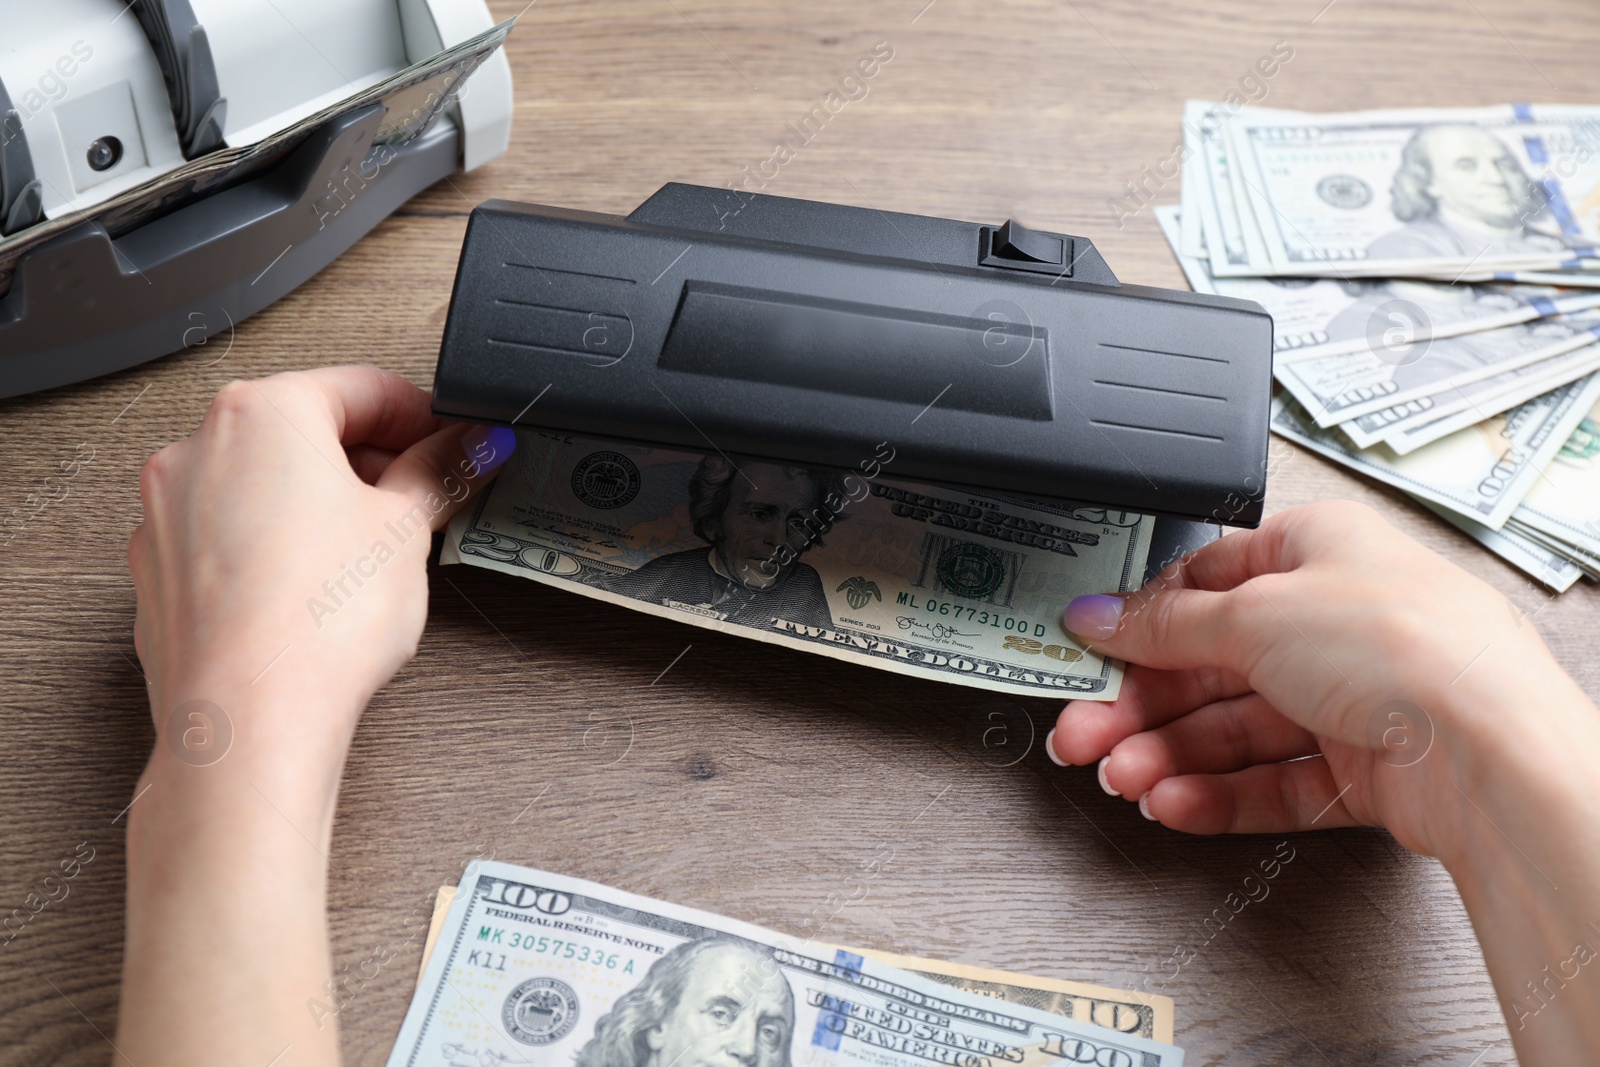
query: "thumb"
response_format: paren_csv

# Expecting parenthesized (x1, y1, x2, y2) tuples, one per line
(1063, 586, 1262, 674)
(1062, 517, 1303, 671)
(377, 423, 517, 531)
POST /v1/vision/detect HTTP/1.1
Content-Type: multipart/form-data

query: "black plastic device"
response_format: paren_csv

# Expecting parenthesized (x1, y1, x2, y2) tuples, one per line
(433, 183, 1274, 528)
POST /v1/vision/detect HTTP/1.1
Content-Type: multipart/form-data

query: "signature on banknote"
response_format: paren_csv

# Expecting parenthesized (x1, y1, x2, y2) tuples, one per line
(895, 616, 977, 641)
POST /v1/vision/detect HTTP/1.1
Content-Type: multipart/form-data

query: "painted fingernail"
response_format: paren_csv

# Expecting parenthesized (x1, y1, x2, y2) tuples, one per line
(1044, 728, 1070, 767)
(1138, 793, 1156, 821)
(1097, 756, 1120, 797)
(463, 424, 516, 476)
(1064, 594, 1124, 641)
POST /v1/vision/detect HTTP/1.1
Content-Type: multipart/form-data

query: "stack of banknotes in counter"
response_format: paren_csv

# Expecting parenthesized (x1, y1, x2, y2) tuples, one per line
(1166, 102, 1600, 590)
(386, 860, 1183, 1065)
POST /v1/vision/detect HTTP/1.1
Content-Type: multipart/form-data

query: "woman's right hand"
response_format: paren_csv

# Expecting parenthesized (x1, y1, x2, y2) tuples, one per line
(1046, 500, 1600, 1061)
(1047, 500, 1599, 866)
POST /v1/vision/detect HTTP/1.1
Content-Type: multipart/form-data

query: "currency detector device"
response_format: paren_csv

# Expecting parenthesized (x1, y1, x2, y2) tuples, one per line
(0, 0, 513, 399)
(432, 184, 1274, 571)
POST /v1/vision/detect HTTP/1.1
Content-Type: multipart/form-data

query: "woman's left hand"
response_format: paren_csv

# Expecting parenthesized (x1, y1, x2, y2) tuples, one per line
(130, 365, 513, 784)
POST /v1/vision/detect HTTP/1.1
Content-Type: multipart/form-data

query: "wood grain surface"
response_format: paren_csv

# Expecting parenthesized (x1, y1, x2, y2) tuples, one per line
(3, 1, 1598, 1064)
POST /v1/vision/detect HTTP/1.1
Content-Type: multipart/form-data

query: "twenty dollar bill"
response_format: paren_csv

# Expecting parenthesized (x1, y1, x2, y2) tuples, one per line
(444, 433, 1153, 700)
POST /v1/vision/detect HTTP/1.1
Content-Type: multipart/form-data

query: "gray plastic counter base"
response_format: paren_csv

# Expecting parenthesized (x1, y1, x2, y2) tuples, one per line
(0, 106, 459, 400)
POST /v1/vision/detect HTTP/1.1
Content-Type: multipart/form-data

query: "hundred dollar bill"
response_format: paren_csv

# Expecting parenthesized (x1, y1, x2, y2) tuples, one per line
(1224, 105, 1600, 277)
(1344, 349, 1600, 453)
(387, 862, 1184, 1067)
(1154, 205, 1600, 453)
(1270, 373, 1600, 528)
(1180, 101, 1277, 275)
(1507, 520, 1600, 580)
(1512, 396, 1600, 559)
(1155, 206, 1600, 364)
(1413, 499, 1585, 591)
(1176, 102, 1213, 260)
(1508, 515, 1600, 572)
(1273, 312, 1600, 428)
(1497, 267, 1600, 288)
(443, 433, 1152, 700)
(418, 889, 1176, 1045)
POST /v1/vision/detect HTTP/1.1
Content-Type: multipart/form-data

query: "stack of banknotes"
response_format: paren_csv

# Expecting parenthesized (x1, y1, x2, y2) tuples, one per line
(1167, 101, 1600, 590)
(386, 860, 1184, 1064)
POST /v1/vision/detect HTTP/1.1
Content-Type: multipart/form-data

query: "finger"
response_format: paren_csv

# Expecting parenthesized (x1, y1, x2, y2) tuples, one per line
(1084, 506, 1341, 634)
(272, 365, 445, 451)
(1063, 583, 1267, 674)
(1049, 664, 1251, 765)
(1099, 692, 1320, 800)
(378, 423, 517, 531)
(1061, 509, 1379, 671)
(1137, 531, 1255, 598)
(1142, 758, 1362, 835)
(1138, 522, 1284, 596)
(1147, 500, 1389, 596)
(346, 444, 401, 485)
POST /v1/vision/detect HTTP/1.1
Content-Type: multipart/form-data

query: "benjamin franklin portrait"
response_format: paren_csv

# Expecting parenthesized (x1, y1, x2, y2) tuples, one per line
(602, 456, 843, 630)
(574, 937, 796, 1067)
(1367, 124, 1568, 260)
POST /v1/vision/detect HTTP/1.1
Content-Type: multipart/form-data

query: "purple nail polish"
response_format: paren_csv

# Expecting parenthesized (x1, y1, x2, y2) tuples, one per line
(1063, 594, 1123, 640)
(464, 424, 516, 476)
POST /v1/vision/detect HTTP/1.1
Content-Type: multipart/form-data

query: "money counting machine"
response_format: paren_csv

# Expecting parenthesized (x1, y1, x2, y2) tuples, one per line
(0, 0, 512, 398)
(432, 183, 1275, 567)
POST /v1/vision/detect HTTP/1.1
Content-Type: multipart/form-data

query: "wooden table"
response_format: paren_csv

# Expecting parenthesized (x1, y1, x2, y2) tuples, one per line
(5, 1, 1598, 1062)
